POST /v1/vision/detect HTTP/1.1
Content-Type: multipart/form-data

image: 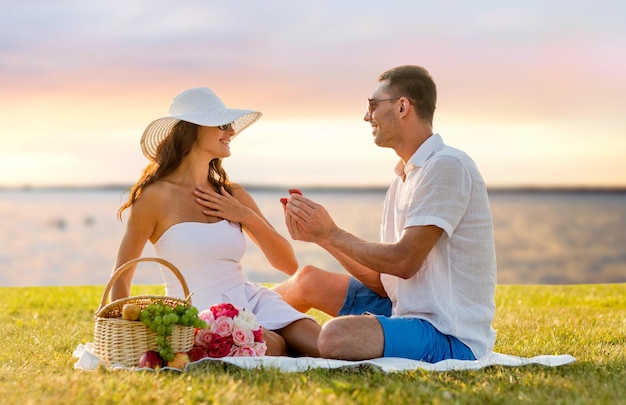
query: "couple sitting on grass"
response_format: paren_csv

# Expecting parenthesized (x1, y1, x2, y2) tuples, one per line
(111, 65, 496, 363)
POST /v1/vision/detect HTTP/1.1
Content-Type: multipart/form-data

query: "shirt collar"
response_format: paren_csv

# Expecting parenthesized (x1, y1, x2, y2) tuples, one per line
(394, 133, 443, 177)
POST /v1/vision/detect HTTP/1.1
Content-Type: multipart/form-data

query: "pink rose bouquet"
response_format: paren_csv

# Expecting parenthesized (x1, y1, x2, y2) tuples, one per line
(189, 302, 266, 359)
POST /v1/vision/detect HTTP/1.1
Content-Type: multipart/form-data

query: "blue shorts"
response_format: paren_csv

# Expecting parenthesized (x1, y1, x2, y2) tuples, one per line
(338, 277, 392, 317)
(338, 277, 476, 362)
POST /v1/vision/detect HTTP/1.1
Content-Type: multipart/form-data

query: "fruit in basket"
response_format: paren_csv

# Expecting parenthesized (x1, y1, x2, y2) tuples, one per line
(122, 303, 141, 321)
(138, 350, 164, 369)
(138, 303, 207, 362)
(167, 352, 190, 370)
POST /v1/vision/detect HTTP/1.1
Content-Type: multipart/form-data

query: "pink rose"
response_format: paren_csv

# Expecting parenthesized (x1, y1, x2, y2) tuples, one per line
(232, 327, 254, 347)
(194, 328, 213, 348)
(211, 303, 239, 319)
(211, 316, 234, 337)
(230, 345, 257, 357)
(198, 309, 215, 324)
(207, 336, 234, 358)
(253, 342, 267, 356)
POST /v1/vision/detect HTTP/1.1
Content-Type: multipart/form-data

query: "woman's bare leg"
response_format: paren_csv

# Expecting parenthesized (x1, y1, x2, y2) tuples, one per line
(276, 318, 321, 357)
(262, 327, 288, 356)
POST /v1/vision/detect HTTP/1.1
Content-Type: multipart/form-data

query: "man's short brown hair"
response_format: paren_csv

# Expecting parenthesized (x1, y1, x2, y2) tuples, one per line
(378, 65, 437, 125)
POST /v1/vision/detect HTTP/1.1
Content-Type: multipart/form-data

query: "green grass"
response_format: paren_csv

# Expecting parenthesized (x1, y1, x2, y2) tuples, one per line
(1, 284, 624, 404)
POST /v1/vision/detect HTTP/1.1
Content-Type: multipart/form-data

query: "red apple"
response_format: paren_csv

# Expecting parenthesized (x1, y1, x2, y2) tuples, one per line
(167, 352, 190, 370)
(138, 350, 163, 369)
(288, 189, 302, 195)
(187, 346, 209, 362)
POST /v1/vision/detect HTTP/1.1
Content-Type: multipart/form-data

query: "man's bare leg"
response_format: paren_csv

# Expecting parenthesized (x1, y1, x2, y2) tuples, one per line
(318, 315, 385, 360)
(272, 265, 351, 317)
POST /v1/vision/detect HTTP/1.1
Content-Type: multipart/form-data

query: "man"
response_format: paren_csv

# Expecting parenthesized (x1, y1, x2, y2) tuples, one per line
(274, 65, 496, 362)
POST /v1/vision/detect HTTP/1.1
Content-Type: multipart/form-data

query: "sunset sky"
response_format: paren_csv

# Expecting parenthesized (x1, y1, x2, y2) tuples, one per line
(1, 1, 625, 188)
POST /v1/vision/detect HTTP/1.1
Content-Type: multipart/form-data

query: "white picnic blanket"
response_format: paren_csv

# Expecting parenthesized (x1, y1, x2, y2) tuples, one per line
(73, 343, 576, 373)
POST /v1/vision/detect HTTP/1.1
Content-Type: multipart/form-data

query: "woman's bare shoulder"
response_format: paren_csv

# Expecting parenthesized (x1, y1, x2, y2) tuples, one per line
(133, 181, 170, 209)
(229, 182, 251, 198)
(229, 182, 265, 214)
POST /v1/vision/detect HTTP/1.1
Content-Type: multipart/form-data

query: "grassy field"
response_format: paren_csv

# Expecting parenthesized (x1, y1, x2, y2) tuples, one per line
(0, 283, 624, 404)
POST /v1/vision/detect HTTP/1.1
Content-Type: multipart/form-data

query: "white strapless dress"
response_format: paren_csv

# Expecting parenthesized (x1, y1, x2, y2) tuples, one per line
(153, 221, 311, 330)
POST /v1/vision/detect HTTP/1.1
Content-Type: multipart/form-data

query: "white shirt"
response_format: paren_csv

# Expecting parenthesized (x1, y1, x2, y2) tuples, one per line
(379, 134, 497, 358)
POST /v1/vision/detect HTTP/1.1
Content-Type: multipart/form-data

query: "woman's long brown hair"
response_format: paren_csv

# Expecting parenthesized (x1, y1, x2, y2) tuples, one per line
(117, 121, 232, 221)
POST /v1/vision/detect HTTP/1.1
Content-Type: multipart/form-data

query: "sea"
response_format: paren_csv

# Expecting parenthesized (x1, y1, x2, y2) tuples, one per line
(1, 187, 625, 287)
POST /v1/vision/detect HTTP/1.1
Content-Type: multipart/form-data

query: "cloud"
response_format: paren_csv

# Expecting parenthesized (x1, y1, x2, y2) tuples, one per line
(1, 0, 625, 187)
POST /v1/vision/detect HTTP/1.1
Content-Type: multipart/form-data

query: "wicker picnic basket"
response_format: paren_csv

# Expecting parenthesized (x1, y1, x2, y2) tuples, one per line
(94, 257, 196, 367)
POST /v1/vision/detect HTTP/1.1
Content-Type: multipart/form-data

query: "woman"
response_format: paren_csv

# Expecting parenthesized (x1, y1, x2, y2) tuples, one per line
(111, 87, 320, 357)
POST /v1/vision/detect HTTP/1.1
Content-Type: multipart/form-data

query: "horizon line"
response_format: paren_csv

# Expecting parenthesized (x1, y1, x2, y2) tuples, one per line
(2, 183, 626, 194)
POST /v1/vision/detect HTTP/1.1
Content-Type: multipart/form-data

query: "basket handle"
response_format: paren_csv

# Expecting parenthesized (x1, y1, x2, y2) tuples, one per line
(97, 257, 192, 312)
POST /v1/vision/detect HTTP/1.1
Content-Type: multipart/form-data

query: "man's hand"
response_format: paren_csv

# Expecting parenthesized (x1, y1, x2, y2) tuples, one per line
(284, 194, 337, 244)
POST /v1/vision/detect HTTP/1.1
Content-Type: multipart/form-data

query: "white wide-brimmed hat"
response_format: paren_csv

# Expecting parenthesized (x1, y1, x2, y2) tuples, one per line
(140, 87, 262, 161)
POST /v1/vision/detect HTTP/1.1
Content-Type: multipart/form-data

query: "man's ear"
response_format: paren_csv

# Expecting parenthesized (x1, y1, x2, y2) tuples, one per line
(400, 99, 407, 113)
(400, 97, 411, 113)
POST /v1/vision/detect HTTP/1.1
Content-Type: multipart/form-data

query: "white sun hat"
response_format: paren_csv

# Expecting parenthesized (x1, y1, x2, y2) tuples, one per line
(140, 87, 262, 161)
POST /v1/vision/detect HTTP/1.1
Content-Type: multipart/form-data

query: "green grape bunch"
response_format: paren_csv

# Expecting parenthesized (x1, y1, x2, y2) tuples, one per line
(139, 303, 206, 362)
